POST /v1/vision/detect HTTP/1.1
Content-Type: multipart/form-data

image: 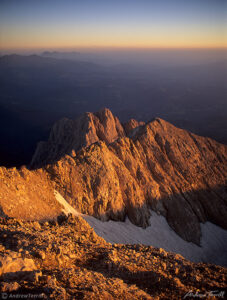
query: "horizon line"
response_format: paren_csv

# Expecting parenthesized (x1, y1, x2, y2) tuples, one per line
(1, 46, 227, 52)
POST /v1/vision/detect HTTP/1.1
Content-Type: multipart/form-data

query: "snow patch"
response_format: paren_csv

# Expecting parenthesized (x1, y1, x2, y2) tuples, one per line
(84, 213, 227, 266)
(54, 190, 79, 216)
(55, 190, 227, 266)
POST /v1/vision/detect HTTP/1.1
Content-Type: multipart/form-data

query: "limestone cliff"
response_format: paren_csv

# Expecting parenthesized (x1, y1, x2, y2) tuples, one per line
(46, 118, 227, 244)
(0, 109, 227, 245)
(30, 108, 125, 169)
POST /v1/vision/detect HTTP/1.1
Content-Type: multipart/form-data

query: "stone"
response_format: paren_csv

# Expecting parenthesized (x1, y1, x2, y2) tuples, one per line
(0, 252, 37, 277)
(33, 221, 41, 231)
(0, 216, 225, 299)
(35, 250, 46, 260)
(173, 277, 185, 289)
(1, 281, 20, 292)
(57, 213, 68, 225)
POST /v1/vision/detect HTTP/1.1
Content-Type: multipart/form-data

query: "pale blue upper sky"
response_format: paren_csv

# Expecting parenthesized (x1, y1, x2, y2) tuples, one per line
(0, 0, 226, 49)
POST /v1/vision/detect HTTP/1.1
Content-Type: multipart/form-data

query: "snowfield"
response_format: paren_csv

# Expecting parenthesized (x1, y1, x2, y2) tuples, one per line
(55, 190, 227, 267)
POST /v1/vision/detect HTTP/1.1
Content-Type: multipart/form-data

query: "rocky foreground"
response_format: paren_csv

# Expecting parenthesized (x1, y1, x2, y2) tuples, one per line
(0, 214, 226, 299)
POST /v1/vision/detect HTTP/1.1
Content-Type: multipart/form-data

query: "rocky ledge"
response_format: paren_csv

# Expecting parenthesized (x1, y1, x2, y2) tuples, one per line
(0, 215, 226, 299)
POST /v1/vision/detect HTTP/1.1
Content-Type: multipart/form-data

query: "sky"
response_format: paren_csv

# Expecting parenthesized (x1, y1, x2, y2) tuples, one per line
(0, 0, 226, 50)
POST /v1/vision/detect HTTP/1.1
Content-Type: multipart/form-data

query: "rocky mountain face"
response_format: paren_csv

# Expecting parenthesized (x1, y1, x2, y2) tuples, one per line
(0, 166, 62, 220)
(30, 108, 125, 169)
(0, 108, 227, 246)
(0, 107, 226, 298)
(0, 214, 226, 299)
(123, 118, 145, 136)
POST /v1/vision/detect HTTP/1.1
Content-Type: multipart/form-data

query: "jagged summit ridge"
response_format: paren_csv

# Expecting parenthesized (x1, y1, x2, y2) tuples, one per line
(0, 108, 227, 245)
(45, 116, 227, 244)
(30, 108, 125, 168)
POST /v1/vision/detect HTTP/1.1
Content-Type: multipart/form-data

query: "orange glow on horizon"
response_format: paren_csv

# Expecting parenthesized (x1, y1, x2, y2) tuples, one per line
(1, 26, 226, 51)
(1, 43, 226, 51)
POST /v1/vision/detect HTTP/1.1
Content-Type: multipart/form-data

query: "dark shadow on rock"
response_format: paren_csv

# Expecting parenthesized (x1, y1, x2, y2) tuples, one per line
(60, 184, 227, 245)
(0, 227, 37, 252)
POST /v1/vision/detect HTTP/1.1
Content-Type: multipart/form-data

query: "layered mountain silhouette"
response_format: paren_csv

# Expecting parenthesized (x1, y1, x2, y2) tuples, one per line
(0, 108, 226, 246)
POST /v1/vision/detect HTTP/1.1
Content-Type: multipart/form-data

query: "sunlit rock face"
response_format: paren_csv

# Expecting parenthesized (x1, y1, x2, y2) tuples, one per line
(0, 166, 63, 221)
(30, 108, 125, 169)
(0, 108, 227, 246)
(48, 116, 227, 244)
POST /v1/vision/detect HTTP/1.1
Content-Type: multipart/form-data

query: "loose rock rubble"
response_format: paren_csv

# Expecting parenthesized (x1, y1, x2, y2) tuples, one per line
(0, 215, 226, 299)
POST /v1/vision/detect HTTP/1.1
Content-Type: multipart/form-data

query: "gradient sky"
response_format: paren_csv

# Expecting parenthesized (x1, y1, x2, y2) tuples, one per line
(0, 0, 226, 50)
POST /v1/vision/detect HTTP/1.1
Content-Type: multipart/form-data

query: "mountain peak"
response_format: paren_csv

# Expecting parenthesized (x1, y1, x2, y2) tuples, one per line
(30, 108, 126, 169)
(1, 108, 227, 247)
(95, 107, 113, 116)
